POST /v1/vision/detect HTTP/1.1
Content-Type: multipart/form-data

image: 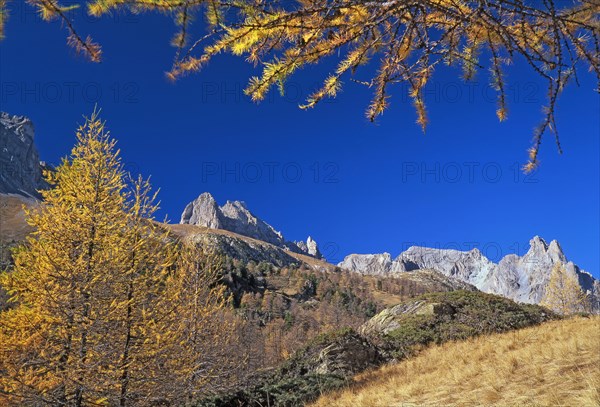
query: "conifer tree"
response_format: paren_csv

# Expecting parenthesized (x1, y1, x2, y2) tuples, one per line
(151, 247, 240, 403)
(108, 176, 177, 407)
(0, 113, 133, 405)
(541, 263, 589, 315)
(0, 112, 238, 406)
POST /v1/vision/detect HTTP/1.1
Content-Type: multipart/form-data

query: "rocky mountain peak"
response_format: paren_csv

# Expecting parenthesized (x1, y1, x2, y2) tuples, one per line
(523, 236, 566, 263)
(338, 253, 395, 275)
(339, 236, 598, 309)
(469, 247, 483, 257)
(180, 193, 322, 259)
(0, 112, 48, 198)
(1, 113, 34, 141)
(180, 192, 222, 228)
(527, 235, 549, 253)
(305, 236, 322, 259)
(548, 240, 566, 263)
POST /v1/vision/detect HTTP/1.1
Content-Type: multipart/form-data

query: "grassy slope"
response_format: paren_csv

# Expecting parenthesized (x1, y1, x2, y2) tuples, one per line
(0, 194, 36, 242)
(311, 317, 600, 407)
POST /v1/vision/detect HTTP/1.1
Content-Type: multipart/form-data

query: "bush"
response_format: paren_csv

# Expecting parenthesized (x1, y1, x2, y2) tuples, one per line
(382, 290, 557, 358)
(196, 374, 346, 407)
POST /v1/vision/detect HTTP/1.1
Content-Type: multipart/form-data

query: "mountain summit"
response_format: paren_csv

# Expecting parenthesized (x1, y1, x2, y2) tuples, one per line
(1, 113, 597, 311)
(180, 192, 323, 259)
(339, 236, 599, 308)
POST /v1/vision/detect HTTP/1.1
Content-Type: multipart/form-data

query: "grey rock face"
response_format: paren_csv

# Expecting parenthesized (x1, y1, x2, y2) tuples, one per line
(180, 192, 322, 258)
(183, 231, 301, 268)
(339, 236, 598, 308)
(488, 236, 597, 306)
(295, 236, 323, 259)
(305, 236, 322, 258)
(473, 236, 591, 305)
(0, 112, 48, 198)
(312, 332, 382, 376)
(295, 240, 308, 253)
(180, 192, 223, 228)
(220, 200, 285, 246)
(399, 246, 497, 284)
(360, 300, 438, 336)
(338, 253, 397, 275)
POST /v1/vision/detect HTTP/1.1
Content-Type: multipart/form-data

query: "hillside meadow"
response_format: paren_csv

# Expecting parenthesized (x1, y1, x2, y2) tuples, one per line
(310, 316, 600, 407)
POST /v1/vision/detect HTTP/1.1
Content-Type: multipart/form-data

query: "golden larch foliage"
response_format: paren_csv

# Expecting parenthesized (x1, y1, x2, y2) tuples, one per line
(1, 1, 599, 170)
(0, 112, 239, 406)
(541, 262, 590, 315)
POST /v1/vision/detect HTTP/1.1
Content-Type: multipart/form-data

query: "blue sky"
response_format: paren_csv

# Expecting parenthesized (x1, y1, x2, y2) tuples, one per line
(1, 4, 598, 276)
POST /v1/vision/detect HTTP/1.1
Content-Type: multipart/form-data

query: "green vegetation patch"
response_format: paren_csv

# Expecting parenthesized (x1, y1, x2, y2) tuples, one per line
(382, 290, 557, 358)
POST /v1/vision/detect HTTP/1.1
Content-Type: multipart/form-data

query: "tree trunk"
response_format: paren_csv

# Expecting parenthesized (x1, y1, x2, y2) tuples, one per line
(119, 280, 134, 407)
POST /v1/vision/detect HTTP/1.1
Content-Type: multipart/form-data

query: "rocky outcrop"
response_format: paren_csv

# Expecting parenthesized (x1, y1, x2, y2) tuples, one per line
(168, 223, 338, 273)
(360, 299, 456, 336)
(399, 246, 497, 285)
(338, 253, 412, 275)
(220, 199, 285, 246)
(173, 225, 301, 268)
(392, 269, 478, 293)
(181, 192, 285, 246)
(195, 328, 382, 407)
(181, 192, 323, 258)
(339, 236, 599, 309)
(0, 112, 48, 198)
(277, 329, 383, 378)
(295, 236, 323, 259)
(359, 291, 556, 355)
(180, 192, 223, 229)
(0, 113, 47, 270)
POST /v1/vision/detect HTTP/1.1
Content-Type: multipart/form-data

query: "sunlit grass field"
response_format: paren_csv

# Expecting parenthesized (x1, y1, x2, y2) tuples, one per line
(311, 317, 600, 407)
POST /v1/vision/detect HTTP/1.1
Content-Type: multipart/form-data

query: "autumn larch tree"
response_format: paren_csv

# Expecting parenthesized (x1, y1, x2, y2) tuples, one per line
(2, 1, 598, 169)
(541, 262, 590, 315)
(151, 246, 241, 404)
(0, 112, 239, 406)
(0, 113, 137, 405)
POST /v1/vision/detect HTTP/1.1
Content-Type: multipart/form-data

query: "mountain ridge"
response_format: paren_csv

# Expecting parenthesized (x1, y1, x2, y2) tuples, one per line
(1, 112, 597, 311)
(180, 192, 324, 259)
(339, 235, 599, 309)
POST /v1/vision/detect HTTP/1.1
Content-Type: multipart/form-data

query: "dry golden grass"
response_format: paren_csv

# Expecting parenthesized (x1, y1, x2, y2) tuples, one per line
(311, 317, 600, 407)
(0, 194, 36, 242)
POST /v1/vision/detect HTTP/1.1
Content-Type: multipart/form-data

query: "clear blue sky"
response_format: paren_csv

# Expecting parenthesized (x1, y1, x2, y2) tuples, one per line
(1, 4, 598, 276)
